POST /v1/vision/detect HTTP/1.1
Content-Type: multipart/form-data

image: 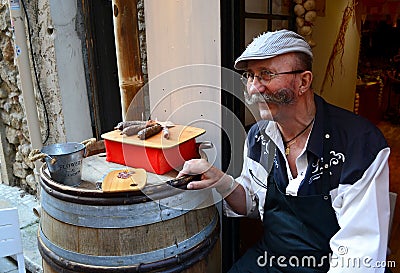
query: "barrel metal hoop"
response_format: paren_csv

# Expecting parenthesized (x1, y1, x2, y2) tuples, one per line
(38, 221, 219, 273)
(40, 186, 212, 228)
(38, 237, 138, 273)
(39, 212, 218, 267)
(138, 223, 220, 273)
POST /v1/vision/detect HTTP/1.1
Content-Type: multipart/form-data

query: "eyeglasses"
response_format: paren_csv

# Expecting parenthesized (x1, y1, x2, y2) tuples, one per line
(241, 69, 305, 85)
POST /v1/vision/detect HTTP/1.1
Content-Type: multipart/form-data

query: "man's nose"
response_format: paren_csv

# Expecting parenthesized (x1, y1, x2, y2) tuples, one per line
(248, 77, 265, 95)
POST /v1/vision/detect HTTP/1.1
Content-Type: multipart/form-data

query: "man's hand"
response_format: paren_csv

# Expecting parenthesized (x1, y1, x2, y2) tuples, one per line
(177, 159, 233, 193)
(178, 159, 246, 215)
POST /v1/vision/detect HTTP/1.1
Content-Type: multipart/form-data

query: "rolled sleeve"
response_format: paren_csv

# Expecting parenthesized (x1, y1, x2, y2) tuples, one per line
(329, 148, 390, 272)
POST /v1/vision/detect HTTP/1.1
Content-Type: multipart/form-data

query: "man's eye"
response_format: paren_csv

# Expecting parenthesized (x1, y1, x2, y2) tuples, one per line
(260, 71, 272, 76)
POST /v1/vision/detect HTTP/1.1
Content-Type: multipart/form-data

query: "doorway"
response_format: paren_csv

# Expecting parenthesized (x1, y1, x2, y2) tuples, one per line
(220, 0, 295, 271)
(80, 0, 122, 138)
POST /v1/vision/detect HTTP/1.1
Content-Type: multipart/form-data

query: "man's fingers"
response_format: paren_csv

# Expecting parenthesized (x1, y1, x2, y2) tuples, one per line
(176, 170, 187, 178)
(177, 159, 210, 178)
(187, 179, 213, 190)
(176, 159, 221, 190)
(177, 161, 197, 178)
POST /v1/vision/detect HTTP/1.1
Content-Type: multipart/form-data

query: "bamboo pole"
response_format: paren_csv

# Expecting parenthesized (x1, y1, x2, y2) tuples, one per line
(112, 0, 145, 121)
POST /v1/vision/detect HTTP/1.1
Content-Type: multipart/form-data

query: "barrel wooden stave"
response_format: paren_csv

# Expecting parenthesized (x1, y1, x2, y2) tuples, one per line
(39, 207, 220, 272)
(39, 155, 221, 273)
(40, 206, 216, 256)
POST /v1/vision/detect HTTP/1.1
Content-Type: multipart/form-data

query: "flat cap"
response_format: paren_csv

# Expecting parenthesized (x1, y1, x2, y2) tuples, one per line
(234, 29, 313, 70)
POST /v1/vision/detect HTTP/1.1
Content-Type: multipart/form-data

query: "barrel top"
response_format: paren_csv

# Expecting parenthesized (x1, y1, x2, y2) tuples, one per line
(40, 154, 204, 205)
(82, 154, 178, 187)
(41, 154, 178, 191)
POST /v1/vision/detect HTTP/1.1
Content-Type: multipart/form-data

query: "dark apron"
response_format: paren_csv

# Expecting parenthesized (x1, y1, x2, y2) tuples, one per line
(229, 107, 340, 273)
(228, 171, 340, 273)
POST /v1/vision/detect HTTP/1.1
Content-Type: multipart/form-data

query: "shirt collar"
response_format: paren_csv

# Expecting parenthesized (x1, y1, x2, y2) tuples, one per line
(265, 120, 284, 155)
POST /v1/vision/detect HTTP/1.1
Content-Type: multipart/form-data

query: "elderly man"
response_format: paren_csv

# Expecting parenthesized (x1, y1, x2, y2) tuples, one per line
(178, 29, 390, 272)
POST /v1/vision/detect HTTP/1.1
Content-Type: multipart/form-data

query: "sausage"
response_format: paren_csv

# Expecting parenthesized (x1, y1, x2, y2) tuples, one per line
(115, 120, 157, 131)
(114, 120, 146, 130)
(118, 120, 158, 136)
(137, 124, 163, 140)
(121, 124, 147, 136)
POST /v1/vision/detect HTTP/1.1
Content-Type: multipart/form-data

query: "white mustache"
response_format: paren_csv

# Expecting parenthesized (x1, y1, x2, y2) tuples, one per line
(244, 87, 295, 105)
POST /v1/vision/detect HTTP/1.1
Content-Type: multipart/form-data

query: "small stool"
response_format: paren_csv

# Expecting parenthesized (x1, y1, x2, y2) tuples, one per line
(0, 206, 26, 273)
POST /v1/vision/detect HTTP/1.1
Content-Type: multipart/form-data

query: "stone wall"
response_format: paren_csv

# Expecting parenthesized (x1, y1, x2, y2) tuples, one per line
(0, 1, 35, 192)
(0, 0, 66, 194)
(0, 0, 148, 194)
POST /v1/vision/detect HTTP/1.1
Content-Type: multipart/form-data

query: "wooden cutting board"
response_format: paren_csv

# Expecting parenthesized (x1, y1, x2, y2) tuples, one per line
(101, 124, 205, 149)
(102, 168, 147, 192)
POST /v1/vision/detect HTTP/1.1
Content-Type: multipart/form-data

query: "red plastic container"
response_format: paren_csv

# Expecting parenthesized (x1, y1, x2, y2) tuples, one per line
(101, 125, 205, 174)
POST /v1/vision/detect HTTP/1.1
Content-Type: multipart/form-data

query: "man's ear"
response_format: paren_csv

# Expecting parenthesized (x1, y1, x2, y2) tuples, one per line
(299, 71, 313, 94)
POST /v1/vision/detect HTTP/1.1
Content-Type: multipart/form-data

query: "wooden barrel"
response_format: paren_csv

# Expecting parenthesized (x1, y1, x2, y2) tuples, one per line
(37, 155, 221, 273)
